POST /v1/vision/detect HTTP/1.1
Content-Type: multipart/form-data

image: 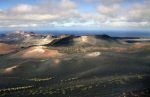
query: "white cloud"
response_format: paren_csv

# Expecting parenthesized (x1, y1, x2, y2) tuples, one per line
(60, 0, 76, 9)
(97, 4, 122, 17)
(95, 0, 150, 28)
(12, 4, 33, 13)
(9, 24, 38, 28)
(23, 14, 61, 21)
(0, 0, 80, 27)
(127, 2, 150, 22)
(85, 0, 123, 5)
(0, 0, 150, 29)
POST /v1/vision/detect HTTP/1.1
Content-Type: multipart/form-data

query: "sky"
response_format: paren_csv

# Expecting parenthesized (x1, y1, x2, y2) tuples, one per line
(0, 0, 150, 31)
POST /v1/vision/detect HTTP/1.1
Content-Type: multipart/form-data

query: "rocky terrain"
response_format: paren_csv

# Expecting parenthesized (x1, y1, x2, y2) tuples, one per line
(0, 31, 150, 97)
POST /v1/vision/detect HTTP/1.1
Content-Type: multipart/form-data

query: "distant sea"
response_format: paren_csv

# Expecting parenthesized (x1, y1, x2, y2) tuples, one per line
(0, 30, 150, 38)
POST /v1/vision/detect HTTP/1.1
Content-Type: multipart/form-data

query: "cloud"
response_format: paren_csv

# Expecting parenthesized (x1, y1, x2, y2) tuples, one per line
(127, 2, 150, 22)
(23, 14, 61, 21)
(84, 0, 123, 5)
(97, 4, 123, 17)
(95, 0, 150, 28)
(60, 0, 76, 9)
(0, 0, 81, 28)
(0, 0, 150, 29)
(11, 4, 33, 13)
